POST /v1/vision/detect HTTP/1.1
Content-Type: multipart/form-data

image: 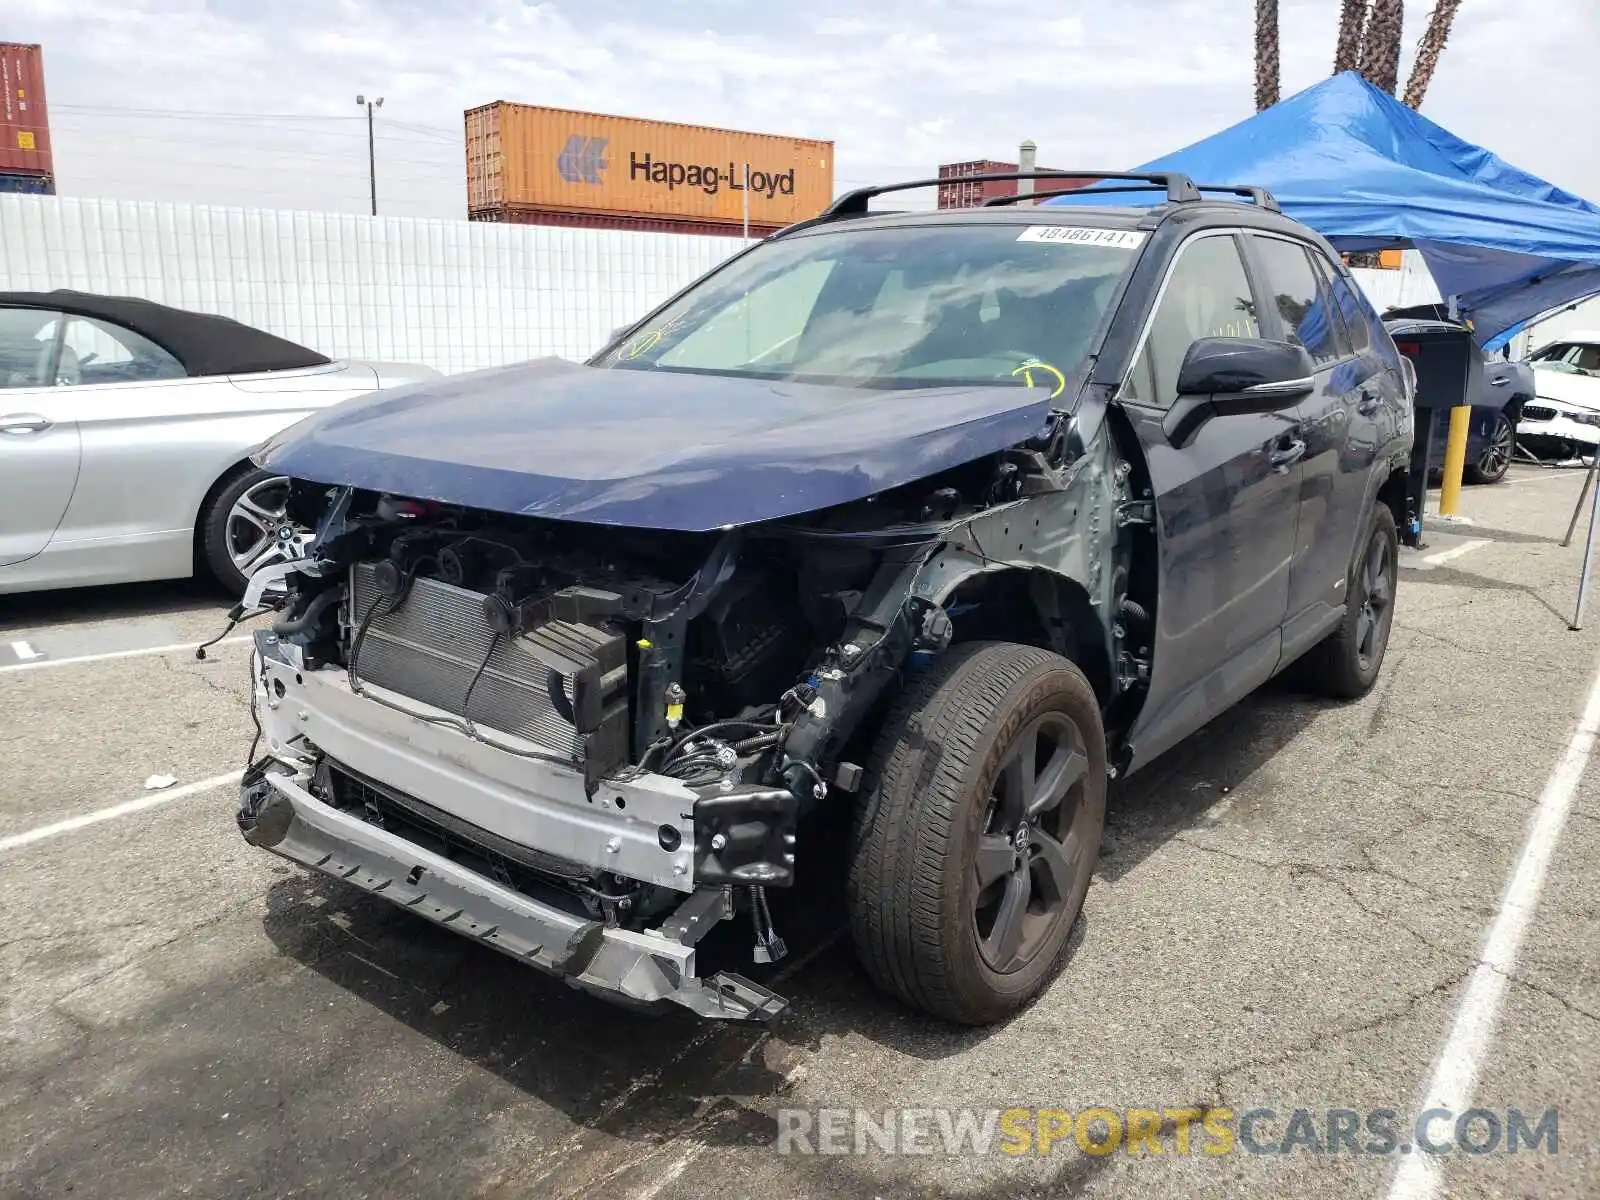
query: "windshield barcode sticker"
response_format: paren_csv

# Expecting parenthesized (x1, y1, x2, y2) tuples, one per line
(1017, 226, 1147, 249)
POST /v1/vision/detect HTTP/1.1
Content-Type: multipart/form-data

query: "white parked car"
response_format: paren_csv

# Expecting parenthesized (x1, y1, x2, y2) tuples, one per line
(1520, 332, 1600, 463)
(0, 291, 438, 595)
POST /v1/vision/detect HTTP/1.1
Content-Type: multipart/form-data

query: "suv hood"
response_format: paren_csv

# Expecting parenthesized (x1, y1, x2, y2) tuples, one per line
(256, 357, 1054, 531)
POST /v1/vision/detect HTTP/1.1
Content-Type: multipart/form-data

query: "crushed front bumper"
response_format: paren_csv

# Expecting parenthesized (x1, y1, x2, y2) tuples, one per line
(241, 762, 784, 1021)
(1519, 407, 1600, 456)
(239, 630, 787, 1021)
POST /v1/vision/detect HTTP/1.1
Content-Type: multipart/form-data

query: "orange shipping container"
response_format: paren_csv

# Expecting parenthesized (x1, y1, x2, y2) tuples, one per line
(465, 103, 833, 228)
(0, 43, 52, 179)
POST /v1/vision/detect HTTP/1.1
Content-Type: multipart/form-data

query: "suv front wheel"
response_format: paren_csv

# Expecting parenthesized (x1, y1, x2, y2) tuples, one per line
(848, 642, 1106, 1024)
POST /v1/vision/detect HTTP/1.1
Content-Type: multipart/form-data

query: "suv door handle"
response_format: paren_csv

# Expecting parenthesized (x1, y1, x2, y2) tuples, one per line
(1490, 376, 1510, 387)
(1269, 436, 1307, 472)
(1356, 391, 1382, 416)
(0, 413, 52, 435)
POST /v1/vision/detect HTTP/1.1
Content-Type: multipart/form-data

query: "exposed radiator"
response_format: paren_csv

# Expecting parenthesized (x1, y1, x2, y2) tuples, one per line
(349, 562, 582, 757)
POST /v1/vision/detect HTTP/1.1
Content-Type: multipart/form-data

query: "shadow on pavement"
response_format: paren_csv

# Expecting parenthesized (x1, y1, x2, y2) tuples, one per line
(1400, 558, 1576, 625)
(249, 675, 1337, 1161)
(1098, 676, 1332, 885)
(0, 577, 228, 631)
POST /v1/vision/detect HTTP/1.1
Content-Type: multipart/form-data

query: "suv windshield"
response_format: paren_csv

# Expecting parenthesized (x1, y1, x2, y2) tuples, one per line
(592, 223, 1141, 393)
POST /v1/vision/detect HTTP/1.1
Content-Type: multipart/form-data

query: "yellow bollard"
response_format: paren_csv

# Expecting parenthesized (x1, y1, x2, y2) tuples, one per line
(1438, 403, 1472, 517)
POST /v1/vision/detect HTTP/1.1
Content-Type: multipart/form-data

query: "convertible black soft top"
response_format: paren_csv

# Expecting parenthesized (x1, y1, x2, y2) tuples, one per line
(0, 289, 331, 377)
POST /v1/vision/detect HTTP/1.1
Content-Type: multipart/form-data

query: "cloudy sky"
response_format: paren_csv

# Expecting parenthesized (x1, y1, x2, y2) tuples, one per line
(8, 0, 1600, 219)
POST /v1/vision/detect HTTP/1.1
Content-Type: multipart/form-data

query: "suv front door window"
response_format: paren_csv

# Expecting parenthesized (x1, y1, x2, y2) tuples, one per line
(1122, 234, 1259, 408)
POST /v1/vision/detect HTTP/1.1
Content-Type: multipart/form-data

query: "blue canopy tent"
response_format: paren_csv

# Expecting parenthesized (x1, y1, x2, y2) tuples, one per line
(1044, 71, 1600, 350)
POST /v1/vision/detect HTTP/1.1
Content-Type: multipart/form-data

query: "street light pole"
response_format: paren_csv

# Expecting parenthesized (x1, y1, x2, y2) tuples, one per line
(356, 94, 384, 215)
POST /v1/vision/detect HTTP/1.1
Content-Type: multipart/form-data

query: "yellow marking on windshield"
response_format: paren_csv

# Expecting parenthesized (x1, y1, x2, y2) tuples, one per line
(1011, 359, 1066, 399)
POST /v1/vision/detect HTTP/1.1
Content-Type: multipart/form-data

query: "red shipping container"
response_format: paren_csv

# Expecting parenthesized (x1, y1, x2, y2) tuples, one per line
(0, 43, 52, 178)
(937, 160, 1089, 209)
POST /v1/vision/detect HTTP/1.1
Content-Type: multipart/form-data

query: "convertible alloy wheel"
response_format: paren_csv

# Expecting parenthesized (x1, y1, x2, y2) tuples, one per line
(202, 468, 316, 594)
(226, 475, 311, 579)
(973, 711, 1094, 973)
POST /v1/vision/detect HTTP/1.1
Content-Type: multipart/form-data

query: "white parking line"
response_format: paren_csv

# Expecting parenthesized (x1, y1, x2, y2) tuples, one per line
(9, 640, 43, 661)
(1508, 469, 1589, 484)
(1386, 662, 1600, 1200)
(0, 634, 252, 674)
(0, 770, 244, 853)
(1421, 538, 1489, 566)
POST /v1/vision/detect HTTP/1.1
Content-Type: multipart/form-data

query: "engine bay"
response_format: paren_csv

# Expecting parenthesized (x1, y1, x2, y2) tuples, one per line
(249, 471, 992, 935)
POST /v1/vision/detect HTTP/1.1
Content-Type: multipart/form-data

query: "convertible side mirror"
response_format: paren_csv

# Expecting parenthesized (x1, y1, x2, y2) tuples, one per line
(1164, 337, 1316, 446)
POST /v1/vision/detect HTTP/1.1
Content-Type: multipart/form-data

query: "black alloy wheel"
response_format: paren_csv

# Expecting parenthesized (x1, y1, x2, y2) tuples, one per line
(973, 711, 1094, 972)
(1295, 503, 1400, 699)
(849, 642, 1107, 1024)
(1353, 525, 1395, 676)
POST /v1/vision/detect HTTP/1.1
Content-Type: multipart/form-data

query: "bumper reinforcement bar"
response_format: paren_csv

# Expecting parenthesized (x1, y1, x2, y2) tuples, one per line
(241, 764, 786, 1022)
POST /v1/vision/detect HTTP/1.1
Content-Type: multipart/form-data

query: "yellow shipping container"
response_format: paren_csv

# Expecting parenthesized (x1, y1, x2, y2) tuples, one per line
(465, 102, 834, 227)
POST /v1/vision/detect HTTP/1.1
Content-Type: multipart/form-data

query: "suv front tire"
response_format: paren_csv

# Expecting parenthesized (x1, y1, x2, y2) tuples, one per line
(848, 642, 1106, 1024)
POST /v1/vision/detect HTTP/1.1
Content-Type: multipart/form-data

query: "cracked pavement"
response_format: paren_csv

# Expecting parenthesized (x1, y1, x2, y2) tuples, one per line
(1, 464, 1597, 1199)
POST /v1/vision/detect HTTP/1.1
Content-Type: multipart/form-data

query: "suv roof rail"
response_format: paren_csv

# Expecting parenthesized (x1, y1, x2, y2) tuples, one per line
(823, 170, 1203, 217)
(982, 180, 1281, 212)
(1194, 183, 1280, 211)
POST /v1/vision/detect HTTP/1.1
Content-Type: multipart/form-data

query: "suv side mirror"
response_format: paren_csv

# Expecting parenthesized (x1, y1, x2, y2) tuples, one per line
(1176, 336, 1315, 397)
(1164, 337, 1316, 446)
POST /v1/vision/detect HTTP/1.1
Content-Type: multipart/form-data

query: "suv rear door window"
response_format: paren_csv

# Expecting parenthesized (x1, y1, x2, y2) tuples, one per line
(1123, 233, 1259, 409)
(1309, 252, 1372, 356)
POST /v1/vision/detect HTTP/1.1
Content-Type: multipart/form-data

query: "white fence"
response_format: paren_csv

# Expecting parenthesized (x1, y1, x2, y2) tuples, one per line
(2, 196, 1512, 376)
(0, 195, 739, 376)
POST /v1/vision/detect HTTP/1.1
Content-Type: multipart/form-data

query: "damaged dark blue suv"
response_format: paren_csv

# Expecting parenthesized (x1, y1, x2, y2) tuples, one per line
(236, 171, 1413, 1025)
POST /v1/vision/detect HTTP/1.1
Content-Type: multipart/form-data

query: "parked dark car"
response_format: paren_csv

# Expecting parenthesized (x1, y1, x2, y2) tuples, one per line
(233, 171, 1413, 1026)
(1383, 304, 1535, 484)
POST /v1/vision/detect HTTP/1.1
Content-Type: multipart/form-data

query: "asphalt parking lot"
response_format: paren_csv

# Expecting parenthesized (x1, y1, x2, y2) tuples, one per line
(3, 464, 1598, 1200)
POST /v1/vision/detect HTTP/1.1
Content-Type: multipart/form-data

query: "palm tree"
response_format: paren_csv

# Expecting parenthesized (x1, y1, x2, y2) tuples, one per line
(1334, 0, 1370, 74)
(1358, 0, 1405, 94)
(1403, 0, 1463, 108)
(1254, 0, 1281, 110)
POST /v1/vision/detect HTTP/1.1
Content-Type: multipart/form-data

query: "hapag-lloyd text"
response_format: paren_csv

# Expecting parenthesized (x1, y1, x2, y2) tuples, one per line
(628, 152, 797, 198)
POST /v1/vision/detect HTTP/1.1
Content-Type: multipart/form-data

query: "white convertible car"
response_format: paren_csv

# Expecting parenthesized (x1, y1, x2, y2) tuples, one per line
(0, 290, 437, 596)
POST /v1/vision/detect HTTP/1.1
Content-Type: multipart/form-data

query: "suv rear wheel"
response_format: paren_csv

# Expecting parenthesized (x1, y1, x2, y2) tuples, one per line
(848, 642, 1106, 1024)
(1297, 503, 1399, 699)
